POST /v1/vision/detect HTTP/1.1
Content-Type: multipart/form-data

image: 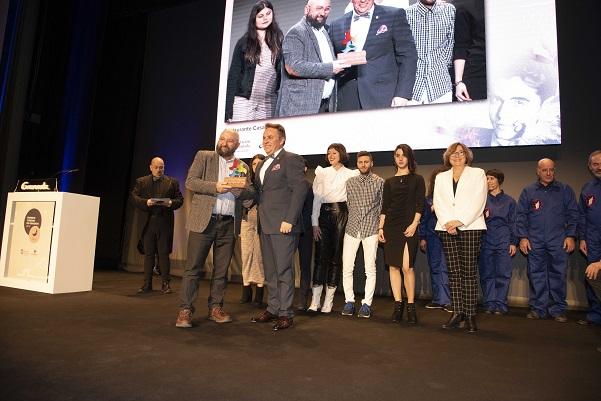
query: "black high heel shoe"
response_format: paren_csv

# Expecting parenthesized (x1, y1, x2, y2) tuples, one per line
(442, 312, 465, 329)
(465, 315, 478, 333)
(392, 301, 404, 323)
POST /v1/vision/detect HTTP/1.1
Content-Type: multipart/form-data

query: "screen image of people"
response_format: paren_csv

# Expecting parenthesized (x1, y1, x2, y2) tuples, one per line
(224, 0, 487, 122)
(218, 0, 559, 157)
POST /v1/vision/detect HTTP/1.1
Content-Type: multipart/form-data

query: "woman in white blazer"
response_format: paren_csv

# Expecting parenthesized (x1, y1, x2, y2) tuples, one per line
(433, 142, 487, 333)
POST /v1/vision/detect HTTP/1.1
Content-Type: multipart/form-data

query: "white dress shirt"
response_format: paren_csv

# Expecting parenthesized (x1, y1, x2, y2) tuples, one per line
(259, 148, 283, 184)
(312, 166, 359, 226)
(311, 27, 335, 99)
(213, 156, 236, 216)
(350, 5, 375, 51)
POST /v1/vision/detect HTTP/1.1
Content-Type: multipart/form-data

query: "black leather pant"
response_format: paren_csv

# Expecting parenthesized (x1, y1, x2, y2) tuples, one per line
(313, 202, 348, 287)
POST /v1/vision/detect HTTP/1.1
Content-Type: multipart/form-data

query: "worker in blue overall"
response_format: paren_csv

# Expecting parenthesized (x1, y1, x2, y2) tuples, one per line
(578, 150, 601, 326)
(479, 169, 517, 315)
(419, 167, 452, 312)
(516, 158, 579, 322)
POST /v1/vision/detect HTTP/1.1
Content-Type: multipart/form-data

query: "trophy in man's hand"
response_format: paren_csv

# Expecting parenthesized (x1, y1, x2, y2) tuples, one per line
(337, 31, 367, 65)
(224, 159, 248, 188)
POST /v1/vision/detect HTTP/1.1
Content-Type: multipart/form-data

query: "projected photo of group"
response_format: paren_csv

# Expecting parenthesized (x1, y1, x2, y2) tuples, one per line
(217, 0, 560, 157)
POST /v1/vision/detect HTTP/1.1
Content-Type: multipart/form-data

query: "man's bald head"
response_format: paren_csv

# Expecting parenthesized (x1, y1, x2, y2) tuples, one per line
(150, 157, 165, 178)
(536, 158, 555, 186)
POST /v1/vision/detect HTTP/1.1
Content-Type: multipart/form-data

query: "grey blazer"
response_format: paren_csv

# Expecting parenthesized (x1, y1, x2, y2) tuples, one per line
(185, 150, 246, 236)
(254, 149, 308, 235)
(276, 17, 336, 117)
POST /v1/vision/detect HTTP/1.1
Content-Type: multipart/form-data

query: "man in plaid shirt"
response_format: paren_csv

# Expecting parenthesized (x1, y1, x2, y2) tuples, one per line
(341, 151, 384, 318)
(406, 0, 456, 104)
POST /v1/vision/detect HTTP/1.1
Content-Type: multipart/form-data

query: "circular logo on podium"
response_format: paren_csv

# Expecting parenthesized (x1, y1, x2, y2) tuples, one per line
(24, 208, 42, 243)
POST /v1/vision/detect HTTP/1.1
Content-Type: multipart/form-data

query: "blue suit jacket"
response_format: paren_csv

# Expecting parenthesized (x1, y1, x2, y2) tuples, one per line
(329, 5, 417, 109)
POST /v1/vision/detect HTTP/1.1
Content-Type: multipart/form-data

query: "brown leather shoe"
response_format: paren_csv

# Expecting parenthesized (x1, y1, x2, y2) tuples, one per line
(251, 310, 277, 323)
(175, 309, 192, 328)
(209, 306, 232, 323)
(273, 317, 294, 331)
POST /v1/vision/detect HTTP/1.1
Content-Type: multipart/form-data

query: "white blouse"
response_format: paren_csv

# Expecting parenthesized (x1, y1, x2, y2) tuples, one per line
(312, 166, 359, 226)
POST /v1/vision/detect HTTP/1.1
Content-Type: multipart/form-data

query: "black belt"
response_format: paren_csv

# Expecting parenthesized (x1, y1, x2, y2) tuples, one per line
(211, 214, 233, 221)
(321, 202, 347, 212)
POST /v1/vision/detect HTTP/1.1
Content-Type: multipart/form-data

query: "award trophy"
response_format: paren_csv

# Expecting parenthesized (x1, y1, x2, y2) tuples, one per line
(337, 31, 367, 65)
(224, 159, 248, 188)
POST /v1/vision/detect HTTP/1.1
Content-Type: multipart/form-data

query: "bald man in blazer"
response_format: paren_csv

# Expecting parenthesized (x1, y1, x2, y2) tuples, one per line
(251, 123, 308, 331)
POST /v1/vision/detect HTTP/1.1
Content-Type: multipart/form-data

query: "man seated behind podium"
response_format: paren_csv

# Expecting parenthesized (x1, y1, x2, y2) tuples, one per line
(329, 0, 417, 111)
(131, 157, 183, 294)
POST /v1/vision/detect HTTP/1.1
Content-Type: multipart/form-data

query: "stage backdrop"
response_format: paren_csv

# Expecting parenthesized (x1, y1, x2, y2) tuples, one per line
(119, 0, 600, 309)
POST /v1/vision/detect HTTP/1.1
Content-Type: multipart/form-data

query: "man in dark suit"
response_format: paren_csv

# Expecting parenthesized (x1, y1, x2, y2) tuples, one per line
(175, 129, 250, 328)
(131, 157, 183, 294)
(329, 0, 418, 110)
(251, 123, 308, 330)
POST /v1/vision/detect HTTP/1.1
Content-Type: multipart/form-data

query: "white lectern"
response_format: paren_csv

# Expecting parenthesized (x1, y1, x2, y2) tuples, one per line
(0, 192, 100, 293)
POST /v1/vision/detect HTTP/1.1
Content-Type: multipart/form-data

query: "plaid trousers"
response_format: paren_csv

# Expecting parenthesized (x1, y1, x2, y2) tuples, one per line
(439, 230, 483, 317)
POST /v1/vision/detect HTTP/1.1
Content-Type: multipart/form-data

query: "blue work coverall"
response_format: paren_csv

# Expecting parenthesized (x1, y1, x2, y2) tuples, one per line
(516, 180, 579, 317)
(579, 177, 601, 324)
(418, 196, 451, 306)
(479, 191, 517, 313)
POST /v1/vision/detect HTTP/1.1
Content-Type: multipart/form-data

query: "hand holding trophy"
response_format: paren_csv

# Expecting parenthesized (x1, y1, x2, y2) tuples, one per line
(336, 31, 367, 66)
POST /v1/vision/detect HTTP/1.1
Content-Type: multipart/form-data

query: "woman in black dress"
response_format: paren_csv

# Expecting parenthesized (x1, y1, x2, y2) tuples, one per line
(379, 144, 425, 324)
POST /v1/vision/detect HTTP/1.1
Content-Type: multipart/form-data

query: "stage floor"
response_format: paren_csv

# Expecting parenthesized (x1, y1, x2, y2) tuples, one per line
(0, 270, 599, 401)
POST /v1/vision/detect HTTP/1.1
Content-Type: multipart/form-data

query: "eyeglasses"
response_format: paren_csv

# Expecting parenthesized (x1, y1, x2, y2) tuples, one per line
(450, 150, 466, 158)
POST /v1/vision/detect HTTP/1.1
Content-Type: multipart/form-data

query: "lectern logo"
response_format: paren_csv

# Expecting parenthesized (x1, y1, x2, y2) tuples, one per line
(20, 181, 50, 191)
(24, 209, 42, 243)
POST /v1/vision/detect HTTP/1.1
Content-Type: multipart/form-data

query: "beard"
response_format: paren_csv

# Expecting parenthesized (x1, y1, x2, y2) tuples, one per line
(306, 14, 326, 30)
(216, 144, 235, 158)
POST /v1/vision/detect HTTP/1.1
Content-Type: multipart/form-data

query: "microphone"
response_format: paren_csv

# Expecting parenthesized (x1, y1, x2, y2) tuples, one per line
(51, 168, 80, 177)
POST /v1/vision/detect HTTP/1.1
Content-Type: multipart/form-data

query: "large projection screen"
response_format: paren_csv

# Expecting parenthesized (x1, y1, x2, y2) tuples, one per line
(217, 0, 559, 158)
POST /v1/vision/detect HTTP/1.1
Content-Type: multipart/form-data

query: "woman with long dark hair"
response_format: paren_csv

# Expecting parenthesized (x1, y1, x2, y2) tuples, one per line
(379, 144, 426, 324)
(225, 1, 283, 122)
(240, 154, 266, 306)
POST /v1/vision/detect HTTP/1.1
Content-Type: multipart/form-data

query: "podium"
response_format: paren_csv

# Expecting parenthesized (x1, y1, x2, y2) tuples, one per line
(0, 192, 100, 294)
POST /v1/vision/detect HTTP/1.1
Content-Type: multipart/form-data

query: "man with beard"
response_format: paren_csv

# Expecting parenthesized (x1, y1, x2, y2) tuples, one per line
(276, 0, 349, 117)
(340, 151, 384, 318)
(578, 150, 601, 326)
(175, 129, 250, 328)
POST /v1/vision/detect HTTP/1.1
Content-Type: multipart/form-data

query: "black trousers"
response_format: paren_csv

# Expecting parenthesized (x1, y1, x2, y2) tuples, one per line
(313, 202, 348, 287)
(143, 216, 171, 283)
(297, 229, 313, 295)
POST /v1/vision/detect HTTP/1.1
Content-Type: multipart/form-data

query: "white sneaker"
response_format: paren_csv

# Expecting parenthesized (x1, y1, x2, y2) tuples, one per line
(320, 286, 337, 313)
(307, 285, 323, 312)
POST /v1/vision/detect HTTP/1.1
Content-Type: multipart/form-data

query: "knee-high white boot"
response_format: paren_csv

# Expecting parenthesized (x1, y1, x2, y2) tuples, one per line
(307, 285, 323, 312)
(321, 286, 337, 313)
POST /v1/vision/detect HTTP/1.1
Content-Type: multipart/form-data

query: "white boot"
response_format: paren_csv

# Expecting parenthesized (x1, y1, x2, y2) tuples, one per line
(307, 285, 323, 312)
(321, 286, 337, 313)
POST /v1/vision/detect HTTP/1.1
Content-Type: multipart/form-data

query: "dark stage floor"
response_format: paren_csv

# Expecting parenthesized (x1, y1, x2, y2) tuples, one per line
(0, 271, 599, 401)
